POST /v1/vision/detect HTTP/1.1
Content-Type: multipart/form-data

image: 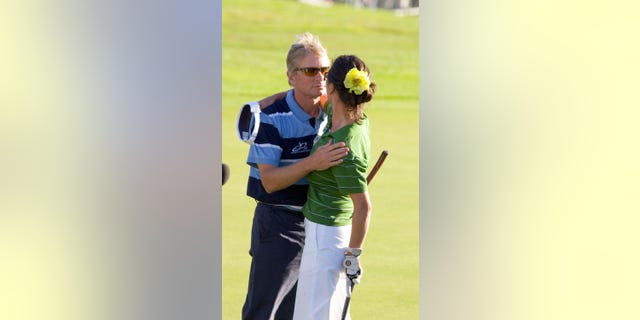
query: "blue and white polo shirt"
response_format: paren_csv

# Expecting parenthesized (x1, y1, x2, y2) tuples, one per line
(246, 90, 328, 207)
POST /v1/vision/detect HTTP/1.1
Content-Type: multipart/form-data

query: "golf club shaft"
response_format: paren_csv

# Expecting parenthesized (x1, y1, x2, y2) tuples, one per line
(341, 280, 354, 320)
(366, 150, 389, 184)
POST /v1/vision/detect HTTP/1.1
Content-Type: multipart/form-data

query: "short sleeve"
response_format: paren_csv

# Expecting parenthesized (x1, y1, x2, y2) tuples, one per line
(332, 154, 368, 194)
(246, 116, 282, 167)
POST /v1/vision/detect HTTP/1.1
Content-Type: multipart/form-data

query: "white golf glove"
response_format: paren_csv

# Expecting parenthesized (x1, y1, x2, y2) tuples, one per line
(343, 248, 363, 285)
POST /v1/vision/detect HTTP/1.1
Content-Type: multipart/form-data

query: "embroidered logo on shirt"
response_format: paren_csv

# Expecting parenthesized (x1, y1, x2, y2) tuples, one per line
(291, 142, 310, 154)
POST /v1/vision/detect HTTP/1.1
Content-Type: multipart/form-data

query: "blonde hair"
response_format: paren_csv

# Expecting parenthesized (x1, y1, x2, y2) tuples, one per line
(286, 32, 328, 71)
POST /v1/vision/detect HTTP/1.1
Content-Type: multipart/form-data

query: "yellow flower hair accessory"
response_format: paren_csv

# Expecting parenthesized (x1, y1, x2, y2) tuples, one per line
(343, 67, 371, 95)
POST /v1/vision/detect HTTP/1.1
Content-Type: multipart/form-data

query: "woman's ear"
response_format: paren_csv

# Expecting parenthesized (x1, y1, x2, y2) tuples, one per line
(327, 82, 335, 94)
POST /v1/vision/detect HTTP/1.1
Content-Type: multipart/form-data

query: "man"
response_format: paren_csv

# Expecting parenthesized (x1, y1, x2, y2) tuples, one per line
(240, 32, 348, 320)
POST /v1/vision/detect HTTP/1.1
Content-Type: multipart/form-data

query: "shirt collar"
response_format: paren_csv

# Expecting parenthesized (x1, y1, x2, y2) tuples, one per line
(286, 90, 318, 121)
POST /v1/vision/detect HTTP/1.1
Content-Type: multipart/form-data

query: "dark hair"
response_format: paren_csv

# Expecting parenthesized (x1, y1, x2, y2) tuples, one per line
(326, 55, 376, 123)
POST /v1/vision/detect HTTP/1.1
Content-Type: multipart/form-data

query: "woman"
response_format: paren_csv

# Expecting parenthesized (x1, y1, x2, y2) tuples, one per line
(293, 55, 377, 320)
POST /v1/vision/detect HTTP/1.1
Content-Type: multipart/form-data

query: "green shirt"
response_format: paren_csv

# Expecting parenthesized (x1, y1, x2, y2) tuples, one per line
(303, 106, 370, 226)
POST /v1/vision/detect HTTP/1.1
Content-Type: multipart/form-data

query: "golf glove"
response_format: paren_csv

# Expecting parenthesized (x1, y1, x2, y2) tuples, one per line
(343, 255, 363, 285)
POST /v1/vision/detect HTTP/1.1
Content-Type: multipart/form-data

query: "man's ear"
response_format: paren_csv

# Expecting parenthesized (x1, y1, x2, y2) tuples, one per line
(287, 70, 294, 86)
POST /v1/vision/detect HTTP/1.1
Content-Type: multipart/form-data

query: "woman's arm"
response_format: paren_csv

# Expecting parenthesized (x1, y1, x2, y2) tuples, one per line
(348, 191, 372, 249)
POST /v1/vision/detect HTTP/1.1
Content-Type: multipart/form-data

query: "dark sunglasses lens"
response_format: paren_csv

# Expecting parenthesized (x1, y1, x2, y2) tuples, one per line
(299, 67, 329, 77)
(302, 68, 318, 76)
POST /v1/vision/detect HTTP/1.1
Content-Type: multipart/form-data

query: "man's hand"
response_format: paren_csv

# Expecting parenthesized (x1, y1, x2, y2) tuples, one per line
(257, 140, 347, 193)
(319, 93, 328, 109)
(309, 140, 349, 171)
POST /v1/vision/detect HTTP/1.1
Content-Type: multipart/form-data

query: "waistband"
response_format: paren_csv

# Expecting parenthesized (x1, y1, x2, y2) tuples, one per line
(257, 201, 303, 214)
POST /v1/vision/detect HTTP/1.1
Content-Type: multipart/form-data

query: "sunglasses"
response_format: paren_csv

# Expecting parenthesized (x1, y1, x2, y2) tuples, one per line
(295, 67, 330, 77)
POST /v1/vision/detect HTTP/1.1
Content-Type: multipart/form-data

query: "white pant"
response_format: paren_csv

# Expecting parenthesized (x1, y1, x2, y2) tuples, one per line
(293, 219, 352, 320)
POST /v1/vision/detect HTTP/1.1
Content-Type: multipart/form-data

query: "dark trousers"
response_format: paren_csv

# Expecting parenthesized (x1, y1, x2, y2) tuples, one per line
(242, 202, 305, 320)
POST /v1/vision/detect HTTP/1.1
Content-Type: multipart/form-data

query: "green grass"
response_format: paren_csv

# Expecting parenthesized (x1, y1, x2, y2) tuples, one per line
(222, 1, 419, 318)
